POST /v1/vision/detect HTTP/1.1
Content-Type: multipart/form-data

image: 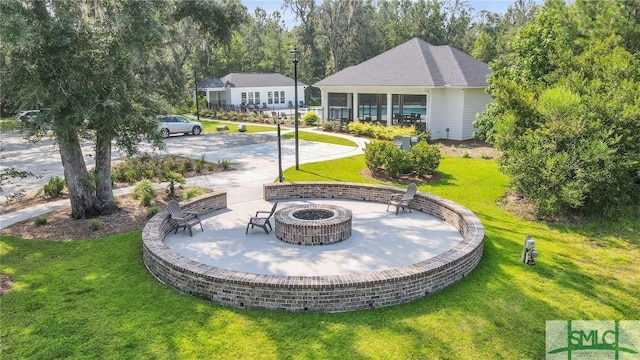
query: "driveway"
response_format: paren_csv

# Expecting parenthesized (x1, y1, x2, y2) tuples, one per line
(0, 129, 365, 207)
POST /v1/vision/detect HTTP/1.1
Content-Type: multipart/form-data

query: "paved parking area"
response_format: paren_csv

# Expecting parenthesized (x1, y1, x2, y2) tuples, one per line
(0, 128, 366, 227)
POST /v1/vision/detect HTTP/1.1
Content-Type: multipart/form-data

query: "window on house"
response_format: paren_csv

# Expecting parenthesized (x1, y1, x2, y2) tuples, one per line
(241, 92, 247, 105)
(255, 92, 260, 105)
(280, 91, 285, 104)
(248, 92, 254, 105)
(274, 91, 280, 104)
(268, 91, 273, 104)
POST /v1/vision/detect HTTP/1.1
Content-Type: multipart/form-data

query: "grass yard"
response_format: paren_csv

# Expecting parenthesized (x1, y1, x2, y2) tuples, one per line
(194, 118, 277, 133)
(284, 130, 358, 147)
(1, 156, 638, 359)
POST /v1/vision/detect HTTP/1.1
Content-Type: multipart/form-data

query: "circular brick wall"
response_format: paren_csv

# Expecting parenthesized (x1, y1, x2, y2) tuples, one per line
(275, 204, 352, 245)
(142, 183, 484, 312)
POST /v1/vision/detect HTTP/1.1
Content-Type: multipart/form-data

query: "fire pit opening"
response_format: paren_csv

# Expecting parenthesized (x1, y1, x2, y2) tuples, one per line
(293, 209, 334, 220)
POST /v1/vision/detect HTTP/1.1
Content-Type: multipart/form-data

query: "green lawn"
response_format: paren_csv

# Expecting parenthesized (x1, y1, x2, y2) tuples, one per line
(283, 130, 358, 147)
(1, 156, 638, 359)
(194, 118, 277, 133)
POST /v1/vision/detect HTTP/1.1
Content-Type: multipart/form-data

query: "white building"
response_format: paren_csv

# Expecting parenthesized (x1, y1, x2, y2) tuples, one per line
(314, 38, 492, 140)
(196, 73, 307, 111)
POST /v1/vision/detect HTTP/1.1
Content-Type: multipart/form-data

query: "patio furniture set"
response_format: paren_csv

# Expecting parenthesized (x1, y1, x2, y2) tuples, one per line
(167, 184, 417, 237)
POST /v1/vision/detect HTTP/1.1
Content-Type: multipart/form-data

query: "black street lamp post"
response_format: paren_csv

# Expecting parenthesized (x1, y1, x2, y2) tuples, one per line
(290, 48, 301, 170)
(277, 120, 284, 182)
(194, 66, 200, 122)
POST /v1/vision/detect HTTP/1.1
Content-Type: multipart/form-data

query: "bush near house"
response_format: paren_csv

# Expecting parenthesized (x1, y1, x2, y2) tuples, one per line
(364, 140, 441, 178)
(347, 122, 424, 141)
(302, 112, 319, 126)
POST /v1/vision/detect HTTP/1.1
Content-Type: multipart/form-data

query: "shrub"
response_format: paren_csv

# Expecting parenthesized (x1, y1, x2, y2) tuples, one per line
(302, 112, 319, 126)
(43, 176, 65, 198)
(348, 122, 375, 137)
(365, 140, 440, 178)
(323, 122, 336, 131)
(462, 149, 471, 158)
(113, 154, 207, 183)
(123, 169, 138, 182)
(480, 151, 493, 160)
(349, 123, 417, 140)
(364, 140, 393, 171)
(87, 219, 102, 231)
(163, 171, 186, 199)
(219, 159, 230, 170)
(33, 215, 47, 226)
(182, 187, 204, 200)
(385, 146, 412, 177)
(140, 192, 154, 207)
(194, 155, 207, 174)
(146, 206, 160, 219)
(132, 179, 156, 203)
(409, 141, 441, 176)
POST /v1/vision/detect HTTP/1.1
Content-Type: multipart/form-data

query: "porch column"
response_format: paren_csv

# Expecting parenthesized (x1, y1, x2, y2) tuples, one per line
(386, 93, 393, 125)
(321, 89, 329, 125)
(353, 92, 359, 122)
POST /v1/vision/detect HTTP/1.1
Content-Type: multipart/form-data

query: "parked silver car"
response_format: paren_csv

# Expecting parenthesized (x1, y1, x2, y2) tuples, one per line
(16, 109, 42, 124)
(157, 115, 202, 138)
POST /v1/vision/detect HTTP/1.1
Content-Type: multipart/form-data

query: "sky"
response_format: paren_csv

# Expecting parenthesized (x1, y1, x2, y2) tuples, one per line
(242, 0, 523, 29)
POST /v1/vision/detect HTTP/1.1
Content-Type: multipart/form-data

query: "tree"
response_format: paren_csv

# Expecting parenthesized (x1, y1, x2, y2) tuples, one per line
(318, 0, 374, 73)
(0, 0, 245, 219)
(283, 0, 326, 81)
(443, 0, 473, 53)
(475, 1, 640, 217)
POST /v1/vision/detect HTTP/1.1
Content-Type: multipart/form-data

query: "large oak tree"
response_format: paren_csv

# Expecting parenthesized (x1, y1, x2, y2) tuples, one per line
(0, 0, 245, 218)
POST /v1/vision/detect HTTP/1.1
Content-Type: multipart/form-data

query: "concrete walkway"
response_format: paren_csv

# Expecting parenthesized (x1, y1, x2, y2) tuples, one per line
(0, 128, 366, 229)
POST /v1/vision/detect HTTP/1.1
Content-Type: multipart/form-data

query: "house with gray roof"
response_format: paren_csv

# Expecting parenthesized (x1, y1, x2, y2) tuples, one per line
(197, 73, 307, 111)
(314, 37, 492, 140)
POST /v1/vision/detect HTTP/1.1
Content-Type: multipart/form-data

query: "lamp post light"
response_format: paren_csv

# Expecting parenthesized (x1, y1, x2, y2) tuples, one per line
(290, 48, 301, 170)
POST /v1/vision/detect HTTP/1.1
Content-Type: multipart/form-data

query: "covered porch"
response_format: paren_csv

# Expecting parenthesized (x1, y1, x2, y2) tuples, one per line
(319, 86, 429, 130)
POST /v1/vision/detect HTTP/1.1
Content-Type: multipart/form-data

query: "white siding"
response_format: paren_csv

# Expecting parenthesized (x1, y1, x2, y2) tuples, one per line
(228, 86, 305, 110)
(429, 88, 464, 140)
(462, 89, 492, 140)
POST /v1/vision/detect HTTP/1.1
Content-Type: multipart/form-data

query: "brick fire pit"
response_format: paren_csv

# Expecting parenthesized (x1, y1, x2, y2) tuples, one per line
(275, 204, 352, 245)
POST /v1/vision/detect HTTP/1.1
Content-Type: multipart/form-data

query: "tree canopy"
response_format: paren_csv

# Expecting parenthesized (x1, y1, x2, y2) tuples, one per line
(475, 0, 640, 217)
(1, 0, 245, 218)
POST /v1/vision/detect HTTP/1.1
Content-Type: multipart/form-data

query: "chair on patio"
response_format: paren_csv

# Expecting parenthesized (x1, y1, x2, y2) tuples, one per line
(246, 202, 278, 235)
(386, 183, 417, 215)
(167, 200, 203, 236)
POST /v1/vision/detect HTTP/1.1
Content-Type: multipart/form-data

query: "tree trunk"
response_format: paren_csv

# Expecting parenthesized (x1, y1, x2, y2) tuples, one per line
(94, 130, 117, 214)
(58, 134, 102, 219)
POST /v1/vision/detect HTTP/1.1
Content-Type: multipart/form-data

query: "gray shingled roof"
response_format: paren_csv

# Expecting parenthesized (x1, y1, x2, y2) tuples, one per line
(196, 77, 225, 89)
(220, 73, 307, 88)
(314, 38, 490, 87)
